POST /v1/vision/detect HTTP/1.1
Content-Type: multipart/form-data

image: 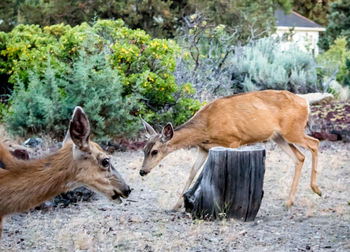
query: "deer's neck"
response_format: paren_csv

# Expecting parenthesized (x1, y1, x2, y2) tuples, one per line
(167, 122, 207, 152)
(0, 144, 79, 216)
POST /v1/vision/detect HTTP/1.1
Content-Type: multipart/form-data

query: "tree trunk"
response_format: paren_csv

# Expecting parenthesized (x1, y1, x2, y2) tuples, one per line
(184, 146, 265, 221)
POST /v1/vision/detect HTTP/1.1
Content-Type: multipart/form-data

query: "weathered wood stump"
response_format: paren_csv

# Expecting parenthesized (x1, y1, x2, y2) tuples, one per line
(184, 146, 266, 221)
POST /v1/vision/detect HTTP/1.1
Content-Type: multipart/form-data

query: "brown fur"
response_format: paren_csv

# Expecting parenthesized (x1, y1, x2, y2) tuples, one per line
(0, 107, 131, 246)
(169, 90, 309, 150)
(141, 90, 321, 209)
(0, 142, 79, 217)
(0, 140, 130, 245)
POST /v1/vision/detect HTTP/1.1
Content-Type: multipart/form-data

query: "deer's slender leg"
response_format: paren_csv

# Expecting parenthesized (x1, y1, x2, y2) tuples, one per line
(273, 135, 305, 208)
(283, 130, 321, 195)
(296, 135, 321, 196)
(172, 147, 208, 210)
(0, 216, 3, 247)
(286, 144, 307, 208)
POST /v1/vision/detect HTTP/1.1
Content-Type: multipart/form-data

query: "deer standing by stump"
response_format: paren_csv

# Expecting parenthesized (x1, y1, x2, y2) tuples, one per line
(140, 90, 322, 210)
(0, 107, 131, 246)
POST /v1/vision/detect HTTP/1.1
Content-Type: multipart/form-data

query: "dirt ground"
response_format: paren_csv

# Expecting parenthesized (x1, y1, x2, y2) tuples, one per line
(1, 141, 350, 251)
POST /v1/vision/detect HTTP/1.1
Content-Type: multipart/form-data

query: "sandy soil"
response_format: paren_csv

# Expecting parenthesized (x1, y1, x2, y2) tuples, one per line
(1, 141, 350, 251)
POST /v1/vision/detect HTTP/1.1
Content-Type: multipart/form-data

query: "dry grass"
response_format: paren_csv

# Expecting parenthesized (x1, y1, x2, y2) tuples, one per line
(0, 125, 22, 146)
(1, 141, 350, 251)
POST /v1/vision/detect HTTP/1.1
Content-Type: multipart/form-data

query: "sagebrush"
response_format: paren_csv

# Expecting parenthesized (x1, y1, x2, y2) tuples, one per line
(174, 20, 320, 99)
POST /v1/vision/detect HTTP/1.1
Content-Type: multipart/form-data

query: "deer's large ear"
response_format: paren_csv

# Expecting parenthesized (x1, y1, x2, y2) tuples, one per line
(161, 123, 174, 142)
(141, 118, 157, 138)
(69, 106, 90, 150)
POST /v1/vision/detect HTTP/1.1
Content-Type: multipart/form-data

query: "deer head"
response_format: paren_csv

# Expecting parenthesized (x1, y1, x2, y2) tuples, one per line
(139, 119, 174, 176)
(66, 107, 131, 203)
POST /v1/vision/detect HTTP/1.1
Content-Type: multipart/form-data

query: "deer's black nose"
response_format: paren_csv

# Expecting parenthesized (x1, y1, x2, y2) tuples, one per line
(124, 186, 132, 197)
(139, 170, 148, 176)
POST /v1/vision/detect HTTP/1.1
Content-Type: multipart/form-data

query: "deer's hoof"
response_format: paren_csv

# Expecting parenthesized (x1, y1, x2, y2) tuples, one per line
(165, 209, 177, 214)
(285, 200, 294, 209)
(172, 203, 182, 211)
(311, 185, 322, 197)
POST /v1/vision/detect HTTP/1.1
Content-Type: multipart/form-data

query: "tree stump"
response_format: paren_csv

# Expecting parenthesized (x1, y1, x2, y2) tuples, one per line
(183, 146, 266, 221)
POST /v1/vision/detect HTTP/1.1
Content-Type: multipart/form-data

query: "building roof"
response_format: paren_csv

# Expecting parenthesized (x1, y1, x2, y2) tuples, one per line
(275, 9, 324, 29)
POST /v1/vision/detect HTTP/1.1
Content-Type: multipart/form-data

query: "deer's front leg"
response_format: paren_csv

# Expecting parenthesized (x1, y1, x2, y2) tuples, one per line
(172, 147, 208, 210)
(0, 216, 3, 247)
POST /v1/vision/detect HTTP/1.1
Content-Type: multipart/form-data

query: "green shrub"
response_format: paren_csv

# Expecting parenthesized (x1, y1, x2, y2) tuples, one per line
(1, 24, 67, 85)
(5, 72, 61, 137)
(5, 50, 140, 140)
(0, 102, 7, 122)
(317, 37, 350, 86)
(1, 20, 201, 137)
(344, 58, 350, 87)
(62, 50, 141, 139)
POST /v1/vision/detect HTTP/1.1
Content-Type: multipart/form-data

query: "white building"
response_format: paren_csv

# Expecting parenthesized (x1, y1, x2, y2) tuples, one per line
(274, 9, 326, 55)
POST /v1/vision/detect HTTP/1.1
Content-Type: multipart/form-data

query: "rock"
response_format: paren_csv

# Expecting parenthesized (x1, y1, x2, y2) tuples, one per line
(311, 132, 324, 140)
(10, 149, 29, 160)
(309, 101, 350, 142)
(99, 141, 122, 154)
(119, 139, 146, 151)
(331, 130, 350, 142)
(328, 80, 350, 101)
(35, 200, 53, 211)
(51, 187, 96, 208)
(327, 133, 340, 141)
(23, 138, 43, 148)
(311, 132, 339, 141)
(99, 140, 146, 153)
(297, 93, 334, 105)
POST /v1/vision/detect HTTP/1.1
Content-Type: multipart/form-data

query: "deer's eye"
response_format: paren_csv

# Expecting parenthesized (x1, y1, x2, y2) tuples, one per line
(151, 150, 158, 156)
(101, 158, 110, 168)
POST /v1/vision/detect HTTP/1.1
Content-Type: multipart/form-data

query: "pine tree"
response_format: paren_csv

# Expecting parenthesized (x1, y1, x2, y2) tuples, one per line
(5, 50, 140, 139)
(292, 0, 335, 26)
(0, 0, 292, 39)
(0, 0, 19, 32)
(318, 0, 350, 51)
(344, 58, 350, 87)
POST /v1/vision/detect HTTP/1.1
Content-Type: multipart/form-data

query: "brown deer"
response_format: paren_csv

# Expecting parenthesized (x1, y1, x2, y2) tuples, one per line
(140, 90, 322, 210)
(0, 107, 131, 245)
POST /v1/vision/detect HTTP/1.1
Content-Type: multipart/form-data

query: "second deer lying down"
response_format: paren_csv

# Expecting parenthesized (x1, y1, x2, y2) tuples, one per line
(0, 107, 131, 245)
(140, 90, 322, 210)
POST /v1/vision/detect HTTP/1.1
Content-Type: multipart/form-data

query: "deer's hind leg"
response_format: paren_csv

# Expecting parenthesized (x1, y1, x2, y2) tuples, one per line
(172, 147, 208, 210)
(294, 135, 321, 196)
(273, 134, 306, 208)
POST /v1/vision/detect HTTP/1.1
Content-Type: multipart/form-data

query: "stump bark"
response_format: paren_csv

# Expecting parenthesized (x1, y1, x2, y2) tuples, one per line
(184, 146, 266, 221)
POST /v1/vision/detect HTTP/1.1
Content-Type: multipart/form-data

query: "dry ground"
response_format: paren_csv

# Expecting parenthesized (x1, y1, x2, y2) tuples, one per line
(1, 141, 350, 251)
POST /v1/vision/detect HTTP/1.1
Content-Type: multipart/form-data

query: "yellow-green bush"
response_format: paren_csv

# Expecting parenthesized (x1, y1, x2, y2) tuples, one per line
(317, 37, 350, 86)
(0, 20, 201, 137)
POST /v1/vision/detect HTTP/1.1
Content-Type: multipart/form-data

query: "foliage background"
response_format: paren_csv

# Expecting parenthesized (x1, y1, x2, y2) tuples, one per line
(0, 0, 291, 38)
(318, 0, 350, 51)
(0, 20, 201, 138)
(174, 16, 320, 99)
(1, 0, 349, 140)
